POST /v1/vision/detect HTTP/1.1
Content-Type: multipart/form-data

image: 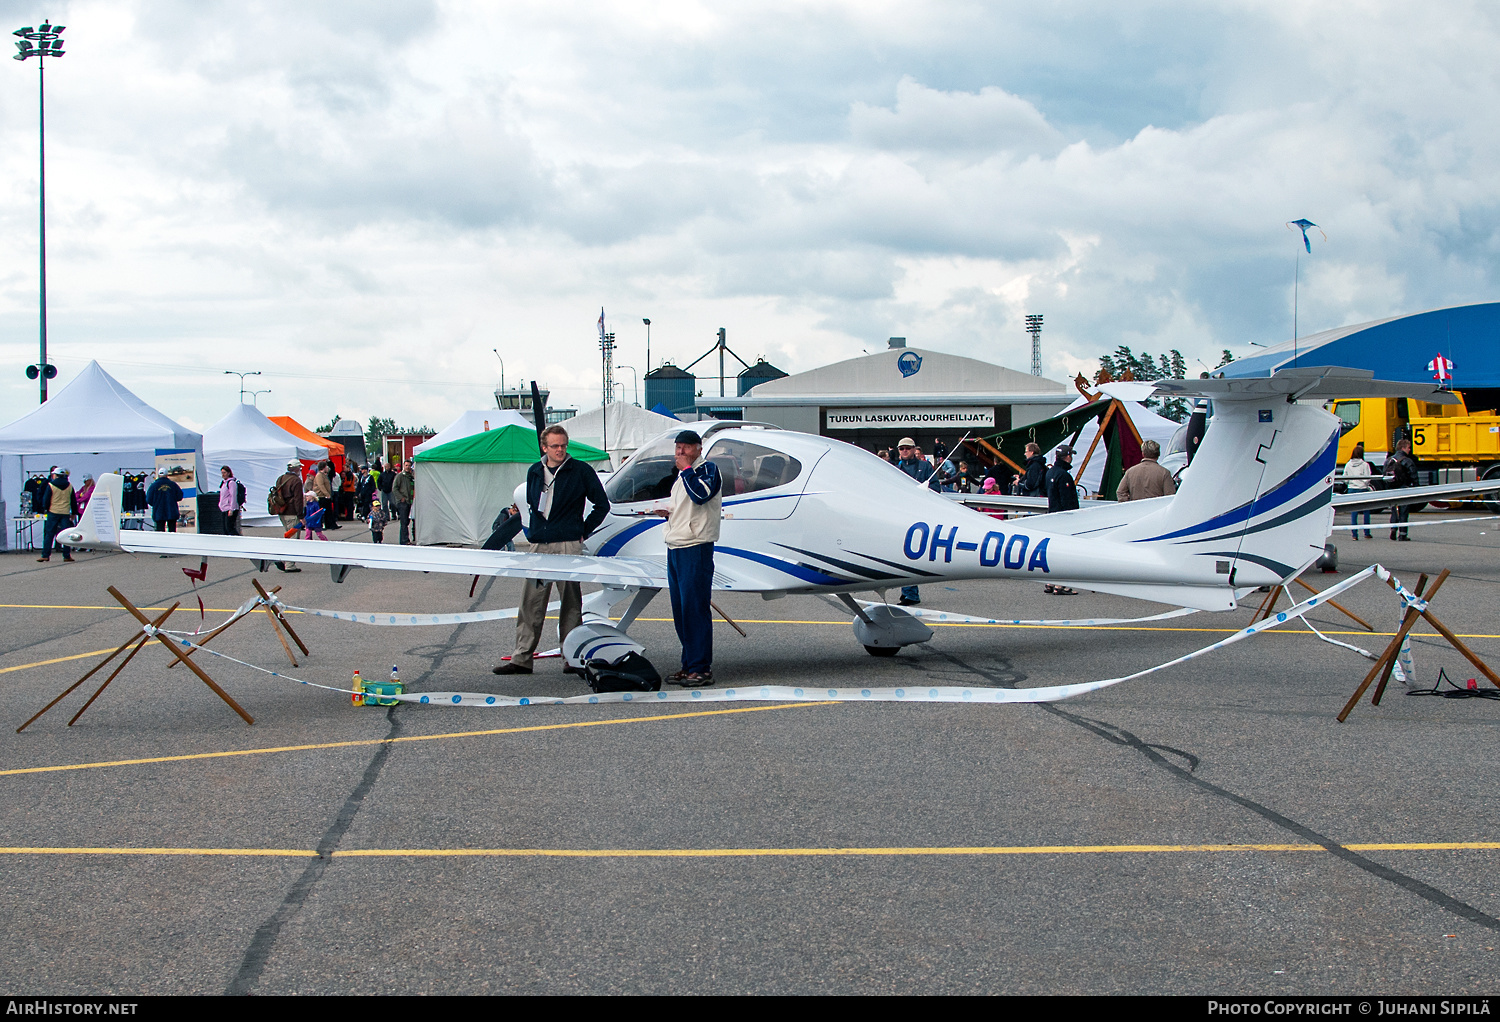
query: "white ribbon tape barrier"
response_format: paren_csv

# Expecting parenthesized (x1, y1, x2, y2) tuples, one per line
(1331, 515, 1500, 531)
(854, 600, 1199, 627)
(273, 597, 559, 626)
(154, 564, 1408, 708)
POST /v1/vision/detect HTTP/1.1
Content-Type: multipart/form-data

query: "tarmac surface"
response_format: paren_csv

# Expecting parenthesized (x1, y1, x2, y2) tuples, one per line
(0, 512, 1497, 995)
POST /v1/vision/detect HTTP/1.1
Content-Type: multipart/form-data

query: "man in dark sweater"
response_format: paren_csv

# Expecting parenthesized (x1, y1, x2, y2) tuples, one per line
(1019, 442, 1048, 496)
(490, 425, 611, 676)
(1384, 438, 1419, 541)
(1044, 446, 1080, 595)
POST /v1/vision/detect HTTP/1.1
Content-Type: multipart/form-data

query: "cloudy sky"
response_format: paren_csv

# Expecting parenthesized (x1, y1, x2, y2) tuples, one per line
(1, 0, 1496, 434)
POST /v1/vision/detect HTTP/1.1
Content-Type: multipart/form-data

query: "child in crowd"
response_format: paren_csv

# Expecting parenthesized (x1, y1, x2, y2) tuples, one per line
(302, 492, 330, 541)
(368, 498, 389, 544)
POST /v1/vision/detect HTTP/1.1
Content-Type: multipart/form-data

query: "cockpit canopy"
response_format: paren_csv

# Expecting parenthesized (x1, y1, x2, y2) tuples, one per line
(605, 432, 804, 503)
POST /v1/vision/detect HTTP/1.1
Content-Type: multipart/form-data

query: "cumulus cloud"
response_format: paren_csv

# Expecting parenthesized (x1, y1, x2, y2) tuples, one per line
(1, 0, 1498, 434)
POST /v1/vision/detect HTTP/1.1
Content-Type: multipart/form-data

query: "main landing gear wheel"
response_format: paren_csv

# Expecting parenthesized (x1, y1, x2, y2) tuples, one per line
(864, 645, 900, 657)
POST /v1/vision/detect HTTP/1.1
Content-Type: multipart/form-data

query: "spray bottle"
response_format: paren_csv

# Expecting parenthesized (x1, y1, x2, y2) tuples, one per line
(351, 670, 364, 707)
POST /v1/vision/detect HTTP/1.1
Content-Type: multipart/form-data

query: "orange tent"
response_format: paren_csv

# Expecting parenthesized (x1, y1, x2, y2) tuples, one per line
(270, 416, 346, 473)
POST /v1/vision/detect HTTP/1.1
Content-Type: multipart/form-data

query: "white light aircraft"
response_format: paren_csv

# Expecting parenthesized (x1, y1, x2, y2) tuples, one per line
(62, 367, 1475, 674)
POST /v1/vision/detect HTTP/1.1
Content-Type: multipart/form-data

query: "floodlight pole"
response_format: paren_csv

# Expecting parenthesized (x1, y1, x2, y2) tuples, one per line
(618, 364, 639, 406)
(14, 21, 65, 403)
(225, 370, 261, 402)
(1025, 314, 1044, 377)
(37, 50, 46, 402)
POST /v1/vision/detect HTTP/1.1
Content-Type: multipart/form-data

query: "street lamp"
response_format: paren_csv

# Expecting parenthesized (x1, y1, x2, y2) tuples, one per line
(617, 364, 639, 406)
(225, 369, 262, 402)
(247, 388, 272, 407)
(642, 318, 651, 373)
(14, 20, 65, 403)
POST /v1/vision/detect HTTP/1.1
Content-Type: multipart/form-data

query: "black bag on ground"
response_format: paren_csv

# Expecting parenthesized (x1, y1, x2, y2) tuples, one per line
(585, 652, 662, 693)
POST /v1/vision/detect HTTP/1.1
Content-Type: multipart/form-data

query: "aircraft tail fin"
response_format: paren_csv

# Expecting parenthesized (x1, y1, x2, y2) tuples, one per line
(1112, 399, 1338, 586)
(62, 472, 124, 551)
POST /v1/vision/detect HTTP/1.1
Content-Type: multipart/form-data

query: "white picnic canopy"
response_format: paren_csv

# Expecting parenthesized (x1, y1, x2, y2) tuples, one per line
(0, 361, 203, 542)
(564, 402, 682, 468)
(203, 403, 326, 526)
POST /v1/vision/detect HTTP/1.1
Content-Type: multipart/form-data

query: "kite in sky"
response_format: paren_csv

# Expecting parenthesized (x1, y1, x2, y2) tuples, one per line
(1286, 218, 1326, 253)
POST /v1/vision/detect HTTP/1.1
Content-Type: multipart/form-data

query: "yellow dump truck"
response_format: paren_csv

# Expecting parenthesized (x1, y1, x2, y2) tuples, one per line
(1327, 391, 1500, 505)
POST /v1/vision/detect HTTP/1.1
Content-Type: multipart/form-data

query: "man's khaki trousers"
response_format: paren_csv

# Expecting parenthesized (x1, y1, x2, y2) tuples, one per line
(509, 540, 584, 669)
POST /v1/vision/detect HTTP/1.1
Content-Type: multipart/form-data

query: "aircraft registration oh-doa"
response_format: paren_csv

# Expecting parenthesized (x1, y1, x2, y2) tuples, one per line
(63, 365, 1460, 675)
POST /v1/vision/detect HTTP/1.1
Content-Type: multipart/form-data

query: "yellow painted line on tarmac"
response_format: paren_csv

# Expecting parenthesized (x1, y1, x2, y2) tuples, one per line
(0, 702, 834, 779)
(0, 648, 122, 674)
(0, 841, 1494, 860)
(0, 846, 316, 857)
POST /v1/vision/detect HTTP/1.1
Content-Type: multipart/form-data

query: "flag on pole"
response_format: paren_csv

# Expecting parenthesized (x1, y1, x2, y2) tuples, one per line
(1428, 354, 1455, 385)
(598, 307, 606, 342)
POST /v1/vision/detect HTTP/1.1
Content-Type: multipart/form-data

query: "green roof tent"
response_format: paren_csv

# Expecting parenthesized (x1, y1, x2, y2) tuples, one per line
(411, 425, 609, 546)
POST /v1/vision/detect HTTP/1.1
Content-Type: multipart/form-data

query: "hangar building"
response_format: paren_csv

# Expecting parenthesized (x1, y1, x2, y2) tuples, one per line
(699, 338, 1072, 455)
(1224, 301, 1500, 397)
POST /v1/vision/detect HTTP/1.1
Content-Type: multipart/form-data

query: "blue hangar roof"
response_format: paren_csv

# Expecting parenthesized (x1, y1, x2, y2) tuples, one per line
(1223, 302, 1500, 388)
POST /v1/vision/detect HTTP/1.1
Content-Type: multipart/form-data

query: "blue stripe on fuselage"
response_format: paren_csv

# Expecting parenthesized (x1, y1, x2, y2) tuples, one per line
(596, 518, 663, 556)
(1134, 428, 1337, 544)
(715, 545, 851, 585)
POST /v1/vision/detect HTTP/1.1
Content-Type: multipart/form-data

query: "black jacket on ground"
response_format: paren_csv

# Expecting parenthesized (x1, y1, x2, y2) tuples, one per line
(1046, 462, 1079, 513)
(1021, 455, 1048, 496)
(485, 457, 610, 549)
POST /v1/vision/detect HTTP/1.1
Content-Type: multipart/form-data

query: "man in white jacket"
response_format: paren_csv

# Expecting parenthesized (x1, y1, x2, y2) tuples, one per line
(653, 430, 722, 685)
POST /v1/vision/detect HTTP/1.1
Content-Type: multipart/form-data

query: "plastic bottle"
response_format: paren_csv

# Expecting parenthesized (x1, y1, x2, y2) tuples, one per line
(351, 670, 364, 706)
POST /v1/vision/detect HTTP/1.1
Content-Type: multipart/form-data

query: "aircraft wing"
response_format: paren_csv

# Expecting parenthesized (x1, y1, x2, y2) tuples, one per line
(62, 474, 681, 588)
(953, 478, 1499, 518)
(946, 493, 1049, 513)
(88, 528, 672, 588)
(1333, 479, 1500, 515)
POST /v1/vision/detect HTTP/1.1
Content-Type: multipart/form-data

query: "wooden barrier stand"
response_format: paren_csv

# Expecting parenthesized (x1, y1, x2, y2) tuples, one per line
(1337, 569, 1500, 721)
(17, 586, 262, 731)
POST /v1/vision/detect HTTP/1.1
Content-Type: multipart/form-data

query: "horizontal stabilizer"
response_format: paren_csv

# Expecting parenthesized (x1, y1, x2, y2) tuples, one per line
(1070, 581, 1239, 612)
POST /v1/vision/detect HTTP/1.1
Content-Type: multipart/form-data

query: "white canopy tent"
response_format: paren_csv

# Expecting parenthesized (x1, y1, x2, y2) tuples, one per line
(1051, 382, 1183, 495)
(0, 361, 203, 545)
(564, 402, 682, 468)
(413, 410, 533, 457)
(204, 404, 326, 527)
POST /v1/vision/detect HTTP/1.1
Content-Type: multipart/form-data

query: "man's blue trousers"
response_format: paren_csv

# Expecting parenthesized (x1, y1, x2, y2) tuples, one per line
(667, 542, 715, 673)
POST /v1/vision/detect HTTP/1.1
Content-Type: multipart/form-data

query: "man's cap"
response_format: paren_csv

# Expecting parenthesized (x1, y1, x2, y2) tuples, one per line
(1056, 445, 1074, 457)
(158, 467, 170, 476)
(287, 460, 300, 469)
(897, 437, 916, 448)
(675, 430, 702, 445)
